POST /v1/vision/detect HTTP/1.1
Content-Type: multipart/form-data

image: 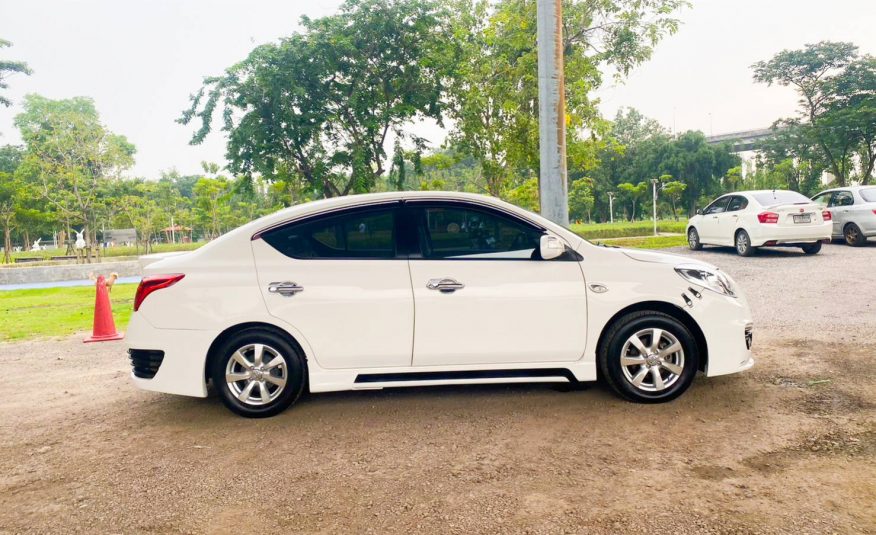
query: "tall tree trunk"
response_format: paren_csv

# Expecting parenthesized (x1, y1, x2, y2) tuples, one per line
(3, 222, 11, 264)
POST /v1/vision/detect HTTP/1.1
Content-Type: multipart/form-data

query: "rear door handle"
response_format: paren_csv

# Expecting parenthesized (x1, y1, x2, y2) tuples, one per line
(426, 278, 465, 293)
(268, 281, 304, 297)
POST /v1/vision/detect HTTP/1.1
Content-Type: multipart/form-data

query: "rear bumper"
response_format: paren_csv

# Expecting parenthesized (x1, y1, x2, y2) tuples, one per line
(125, 313, 214, 398)
(750, 222, 831, 246)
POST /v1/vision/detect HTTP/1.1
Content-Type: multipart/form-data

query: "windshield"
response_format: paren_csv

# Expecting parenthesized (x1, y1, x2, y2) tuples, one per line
(752, 190, 811, 206)
(860, 188, 876, 203)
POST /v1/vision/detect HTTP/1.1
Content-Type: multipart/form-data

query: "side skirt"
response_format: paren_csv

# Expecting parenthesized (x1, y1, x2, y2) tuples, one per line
(352, 368, 577, 390)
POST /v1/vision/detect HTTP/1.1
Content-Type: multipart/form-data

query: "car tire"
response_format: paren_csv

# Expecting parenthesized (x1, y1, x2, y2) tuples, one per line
(844, 223, 867, 247)
(801, 242, 822, 255)
(210, 328, 306, 418)
(735, 230, 756, 256)
(687, 228, 703, 250)
(598, 311, 699, 404)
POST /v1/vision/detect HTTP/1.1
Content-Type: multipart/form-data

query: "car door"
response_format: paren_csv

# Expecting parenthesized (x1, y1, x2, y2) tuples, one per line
(699, 196, 731, 243)
(406, 201, 588, 366)
(251, 203, 414, 369)
(718, 195, 749, 246)
(812, 192, 837, 236)
(830, 190, 855, 235)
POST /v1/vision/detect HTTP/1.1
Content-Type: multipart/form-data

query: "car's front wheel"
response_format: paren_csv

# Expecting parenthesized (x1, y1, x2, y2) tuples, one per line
(687, 228, 703, 250)
(599, 311, 698, 403)
(210, 328, 306, 418)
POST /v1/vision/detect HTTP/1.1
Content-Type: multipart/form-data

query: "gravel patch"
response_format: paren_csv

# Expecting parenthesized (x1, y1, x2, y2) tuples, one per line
(0, 242, 874, 534)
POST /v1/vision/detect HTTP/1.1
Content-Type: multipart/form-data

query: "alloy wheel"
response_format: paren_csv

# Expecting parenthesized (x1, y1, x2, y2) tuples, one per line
(846, 225, 860, 245)
(736, 233, 749, 254)
(225, 343, 288, 406)
(619, 328, 685, 393)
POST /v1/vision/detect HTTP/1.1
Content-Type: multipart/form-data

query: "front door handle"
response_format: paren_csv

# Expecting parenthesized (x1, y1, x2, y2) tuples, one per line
(426, 278, 465, 293)
(268, 281, 304, 297)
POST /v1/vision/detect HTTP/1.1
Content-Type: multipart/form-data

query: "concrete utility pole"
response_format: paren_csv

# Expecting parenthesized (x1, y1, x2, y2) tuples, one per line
(651, 178, 659, 236)
(536, 0, 569, 226)
(607, 192, 615, 224)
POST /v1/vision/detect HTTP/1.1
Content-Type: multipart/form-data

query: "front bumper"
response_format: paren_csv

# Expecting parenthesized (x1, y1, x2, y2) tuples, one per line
(684, 289, 755, 377)
(125, 313, 214, 398)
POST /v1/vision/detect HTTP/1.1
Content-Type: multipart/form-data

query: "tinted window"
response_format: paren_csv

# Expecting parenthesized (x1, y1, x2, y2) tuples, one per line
(752, 190, 810, 206)
(704, 197, 730, 215)
(727, 196, 748, 212)
(417, 205, 543, 260)
(262, 208, 396, 259)
(861, 188, 876, 203)
(832, 191, 854, 207)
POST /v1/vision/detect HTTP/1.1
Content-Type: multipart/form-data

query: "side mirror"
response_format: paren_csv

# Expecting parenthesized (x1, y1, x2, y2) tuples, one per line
(540, 234, 565, 260)
(695, 208, 703, 216)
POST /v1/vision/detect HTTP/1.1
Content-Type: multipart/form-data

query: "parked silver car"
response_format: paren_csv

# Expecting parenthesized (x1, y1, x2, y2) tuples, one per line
(812, 186, 876, 246)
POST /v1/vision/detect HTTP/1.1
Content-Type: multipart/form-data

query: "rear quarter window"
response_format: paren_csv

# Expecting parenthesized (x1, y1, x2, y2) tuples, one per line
(860, 188, 876, 203)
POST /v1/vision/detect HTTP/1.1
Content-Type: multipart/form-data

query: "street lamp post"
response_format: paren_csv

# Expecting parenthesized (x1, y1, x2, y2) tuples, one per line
(651, 178, 659, 236)
(607, 192, 615, 224)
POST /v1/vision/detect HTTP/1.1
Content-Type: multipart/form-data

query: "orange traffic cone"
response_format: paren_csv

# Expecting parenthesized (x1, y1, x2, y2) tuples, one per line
(84, 274, 124, 343)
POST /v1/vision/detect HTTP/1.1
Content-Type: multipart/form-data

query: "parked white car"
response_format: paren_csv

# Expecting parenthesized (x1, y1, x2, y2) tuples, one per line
(128, 192, 754, 417)
(686, 190, 832, 256)
(811, 186, 876, 246)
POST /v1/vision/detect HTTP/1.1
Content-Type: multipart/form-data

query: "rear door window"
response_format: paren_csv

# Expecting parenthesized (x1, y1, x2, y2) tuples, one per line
(727, 196, 748, 212)
(261, 206, 397, 259)
(831, 191, 854, 207)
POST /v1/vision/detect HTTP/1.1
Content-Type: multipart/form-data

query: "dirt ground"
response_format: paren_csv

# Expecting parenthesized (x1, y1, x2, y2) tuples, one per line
(1, 242, 874, 534)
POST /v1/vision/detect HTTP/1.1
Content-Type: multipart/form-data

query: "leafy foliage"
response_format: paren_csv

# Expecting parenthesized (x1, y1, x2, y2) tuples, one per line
(180, 0, 453, 198)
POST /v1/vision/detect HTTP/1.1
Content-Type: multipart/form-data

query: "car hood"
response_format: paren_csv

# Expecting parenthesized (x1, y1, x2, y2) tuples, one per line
(621, 248, 717, 270)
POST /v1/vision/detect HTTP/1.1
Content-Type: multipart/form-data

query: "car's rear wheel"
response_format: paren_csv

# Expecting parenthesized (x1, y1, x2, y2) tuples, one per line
(211, 328, 306, 418)
(735, 230, 755, 256)
(844, 223, 867, 247)
(687, 228, 703, 250)
(801, 241, 822, 255)
(599, 311, 698, 403)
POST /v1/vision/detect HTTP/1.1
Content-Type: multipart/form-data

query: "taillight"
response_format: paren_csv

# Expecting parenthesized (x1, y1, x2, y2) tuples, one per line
(822, 210, 832, 221)
(134, 274, 185, 311)
(757, 212, 779, 224)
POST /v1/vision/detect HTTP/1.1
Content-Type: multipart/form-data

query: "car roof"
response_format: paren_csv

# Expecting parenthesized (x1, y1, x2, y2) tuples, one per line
(227, 190, 583, 247)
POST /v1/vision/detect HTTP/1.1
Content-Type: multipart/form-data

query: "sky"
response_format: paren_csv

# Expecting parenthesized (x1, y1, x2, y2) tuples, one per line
(0, 0, 874, 178)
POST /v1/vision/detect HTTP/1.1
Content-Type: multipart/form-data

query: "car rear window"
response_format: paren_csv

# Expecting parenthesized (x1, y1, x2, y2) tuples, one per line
(860, 188, 876, 203)
(752, 190, 811, 206)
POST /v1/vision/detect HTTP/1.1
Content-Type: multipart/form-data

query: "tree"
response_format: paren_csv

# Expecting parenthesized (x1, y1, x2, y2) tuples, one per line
(0, 39, 32, 107)
(180, 0, 452, 199)
(617, 181, 647, 221)
(753, 42, 876, 186)
(14, 95, 136, 262)
(568, 177, 594, 222)
(661, 179, 686, 221)
(118, 182, 167, 254)
(447, 0, 687, 197)
(505, 177, 540, 212)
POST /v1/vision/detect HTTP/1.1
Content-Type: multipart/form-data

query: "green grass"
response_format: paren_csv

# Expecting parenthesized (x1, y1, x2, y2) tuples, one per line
(0, 284, 137, 341)
(8, 241, 202, 262)
(570, 220, 687, 239)
(592, 234, 688, 249)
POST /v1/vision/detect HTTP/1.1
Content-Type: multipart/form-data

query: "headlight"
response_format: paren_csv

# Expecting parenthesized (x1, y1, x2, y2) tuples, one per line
(674, 264, 737, 297)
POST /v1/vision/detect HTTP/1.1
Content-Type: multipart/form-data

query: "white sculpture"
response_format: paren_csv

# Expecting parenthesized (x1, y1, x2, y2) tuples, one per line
(31, 238, 42, 251)
(74, 230, 86, 250)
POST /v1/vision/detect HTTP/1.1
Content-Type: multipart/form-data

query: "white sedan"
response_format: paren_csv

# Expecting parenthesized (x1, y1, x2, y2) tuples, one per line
(686, 190, 832, 256)
(128, 192, 754, 417)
